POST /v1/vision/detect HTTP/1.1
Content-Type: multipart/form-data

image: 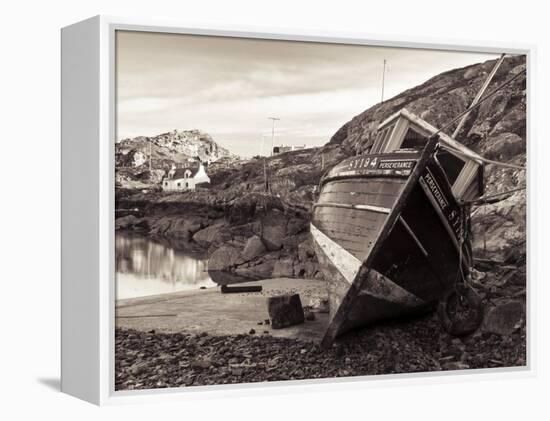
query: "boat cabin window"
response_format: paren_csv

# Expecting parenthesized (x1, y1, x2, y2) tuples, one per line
(373, 111, 483, 201)
(435, 150, 466, 185)
(371, 123, 395, 154)
(401, 127, 428, 149)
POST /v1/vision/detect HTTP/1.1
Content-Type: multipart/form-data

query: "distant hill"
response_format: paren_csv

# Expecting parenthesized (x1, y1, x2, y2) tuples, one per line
(115, 129, 233, 169)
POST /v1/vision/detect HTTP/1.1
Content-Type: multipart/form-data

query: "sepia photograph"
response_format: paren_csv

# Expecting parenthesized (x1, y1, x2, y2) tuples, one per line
(113, 30, 527, 391)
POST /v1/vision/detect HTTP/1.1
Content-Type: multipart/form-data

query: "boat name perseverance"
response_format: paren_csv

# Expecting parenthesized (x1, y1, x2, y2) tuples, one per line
(330, 157, 417, 179)
(421, 170, 448, 210)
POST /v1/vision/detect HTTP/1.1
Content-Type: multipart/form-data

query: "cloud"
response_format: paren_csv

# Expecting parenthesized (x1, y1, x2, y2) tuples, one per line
(116, 30, 499, 156)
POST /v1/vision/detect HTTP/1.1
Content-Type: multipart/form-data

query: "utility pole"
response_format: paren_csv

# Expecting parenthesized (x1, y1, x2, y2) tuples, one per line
(381, 59, 387, 103)
(268, 117, 280, 156)
(149, 138, 152, 172)
(261, 134, 269, 192)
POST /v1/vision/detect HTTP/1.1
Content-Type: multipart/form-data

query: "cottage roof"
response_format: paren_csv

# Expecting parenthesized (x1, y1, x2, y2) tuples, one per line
(171, 165, 200, 180)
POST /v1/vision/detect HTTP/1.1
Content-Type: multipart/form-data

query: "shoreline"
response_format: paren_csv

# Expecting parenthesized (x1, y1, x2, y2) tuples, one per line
(115, 313, 526, 390)
(116, 277, 329, 341)
(115, 275, 526, 391)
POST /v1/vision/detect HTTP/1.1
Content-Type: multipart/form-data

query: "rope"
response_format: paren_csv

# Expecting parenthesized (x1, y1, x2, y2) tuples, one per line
(468, 186, 526, 205)
(443, 145, 526, 170)
(431, 69, 525, 140)
(427, 67, 527, 171)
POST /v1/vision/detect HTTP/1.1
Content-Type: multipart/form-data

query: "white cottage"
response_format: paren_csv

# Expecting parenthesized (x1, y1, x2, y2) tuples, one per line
(162, 162, 210, 192)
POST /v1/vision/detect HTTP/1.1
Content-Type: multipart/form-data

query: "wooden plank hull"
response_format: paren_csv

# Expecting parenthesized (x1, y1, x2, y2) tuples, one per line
(311, 142, 472, 347)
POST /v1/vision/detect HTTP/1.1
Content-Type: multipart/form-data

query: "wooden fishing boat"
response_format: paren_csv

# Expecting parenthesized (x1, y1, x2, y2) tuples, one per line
(311, 109, 485, 347)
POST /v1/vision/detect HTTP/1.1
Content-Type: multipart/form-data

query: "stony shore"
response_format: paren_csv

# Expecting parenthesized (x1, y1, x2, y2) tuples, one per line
(115, 309, 526, 390)
(115, 263, 526, 391)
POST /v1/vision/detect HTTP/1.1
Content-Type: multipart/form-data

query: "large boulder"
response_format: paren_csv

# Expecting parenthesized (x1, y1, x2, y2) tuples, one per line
(272, 258, 294, 278)
(149, 216, 203, 240)
(229, 195, 257, 224)
(115, 215, 138, 230)
(241, 235, 266, 261)
(482, 132, 524, 161)
(261, 210, 288, 251)
(192, 222, 226, 247)
(483, 300, 525, 335)
(267, 294, 305, 329)
(208, 245, 241, 271)
(235, 259, 275, 279)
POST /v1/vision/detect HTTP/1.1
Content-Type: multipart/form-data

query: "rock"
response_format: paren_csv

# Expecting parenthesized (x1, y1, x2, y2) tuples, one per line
(267, 294, 305, 329)
(272, 258, 295, 278)
(234, 260, 275, 279)
(483, 132, 524, 161)
(129, 361, 149, 375)
(241, 235, 266, 261)
(208, 245, 241, 271)
(442, 361, 470, 371)
(149, 216, 203, 240)
(483, 301, 525, 335)
(191, 359, 212, 370)
(229, 195, 257, 224)
(261, 211, 288, 251)
(309, 297, 330, 313)
(463, 67, 478, 80)
(297, 238, 315, 262)
(230, 367, 244, 376)
(304, 308, 316, 321)
(192, 223, 226, 247)
(115, 215, 138, 230)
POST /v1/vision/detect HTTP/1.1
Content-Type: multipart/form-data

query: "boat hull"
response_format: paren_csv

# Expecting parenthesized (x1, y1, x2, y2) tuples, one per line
(311, 140, 471, 347)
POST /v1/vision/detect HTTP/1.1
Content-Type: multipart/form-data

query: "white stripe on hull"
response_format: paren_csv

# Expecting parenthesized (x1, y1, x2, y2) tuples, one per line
(314, 202, 391, 214)
(311, 223, 425, 307)
(310, 223, 361, 284)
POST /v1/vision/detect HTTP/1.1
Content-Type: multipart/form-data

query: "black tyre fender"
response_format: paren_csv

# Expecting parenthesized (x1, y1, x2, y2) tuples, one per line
(438, 284, 484, 336)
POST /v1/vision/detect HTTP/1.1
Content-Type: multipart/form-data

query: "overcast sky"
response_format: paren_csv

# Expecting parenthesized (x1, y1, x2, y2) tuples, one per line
(116, 31, 498, 157)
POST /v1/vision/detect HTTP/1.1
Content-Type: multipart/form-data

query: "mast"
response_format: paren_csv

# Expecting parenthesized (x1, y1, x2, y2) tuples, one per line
(452, 53, 506, 138)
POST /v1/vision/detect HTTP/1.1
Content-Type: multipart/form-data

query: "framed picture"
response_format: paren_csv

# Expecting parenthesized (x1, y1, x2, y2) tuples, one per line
(61, 15, 531, 405)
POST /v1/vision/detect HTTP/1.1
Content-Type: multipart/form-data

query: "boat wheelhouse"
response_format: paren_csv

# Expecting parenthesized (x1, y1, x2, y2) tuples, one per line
(311, 109, 485, 347)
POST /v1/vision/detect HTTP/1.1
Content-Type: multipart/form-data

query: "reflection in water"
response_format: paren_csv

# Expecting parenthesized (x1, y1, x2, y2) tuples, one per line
(115, 234, 216, 299)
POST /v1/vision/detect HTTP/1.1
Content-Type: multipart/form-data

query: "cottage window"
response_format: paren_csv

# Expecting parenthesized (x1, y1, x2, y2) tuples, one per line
(177, 182, 181, 187)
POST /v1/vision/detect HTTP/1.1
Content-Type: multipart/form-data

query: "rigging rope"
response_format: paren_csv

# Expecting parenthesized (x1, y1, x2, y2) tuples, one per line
(444, 145, 526, 170)
(432, 69, 525, 140)
(467, 186, 526, 205)
(430, 67, 527, 170)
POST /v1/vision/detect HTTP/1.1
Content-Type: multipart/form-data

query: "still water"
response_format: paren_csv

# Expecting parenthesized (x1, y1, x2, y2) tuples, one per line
(115, 233, 216, 300)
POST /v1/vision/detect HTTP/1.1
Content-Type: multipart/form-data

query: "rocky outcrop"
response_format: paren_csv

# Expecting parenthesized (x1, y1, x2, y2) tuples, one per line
(115, 129, 235, 187)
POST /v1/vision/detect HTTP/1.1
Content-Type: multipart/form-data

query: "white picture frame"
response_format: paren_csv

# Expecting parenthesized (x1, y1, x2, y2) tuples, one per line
(61, 15, 534, 405)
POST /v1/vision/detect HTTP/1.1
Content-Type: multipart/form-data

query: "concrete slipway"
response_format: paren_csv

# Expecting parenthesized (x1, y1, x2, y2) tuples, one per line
(116, 278, 329, 342)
